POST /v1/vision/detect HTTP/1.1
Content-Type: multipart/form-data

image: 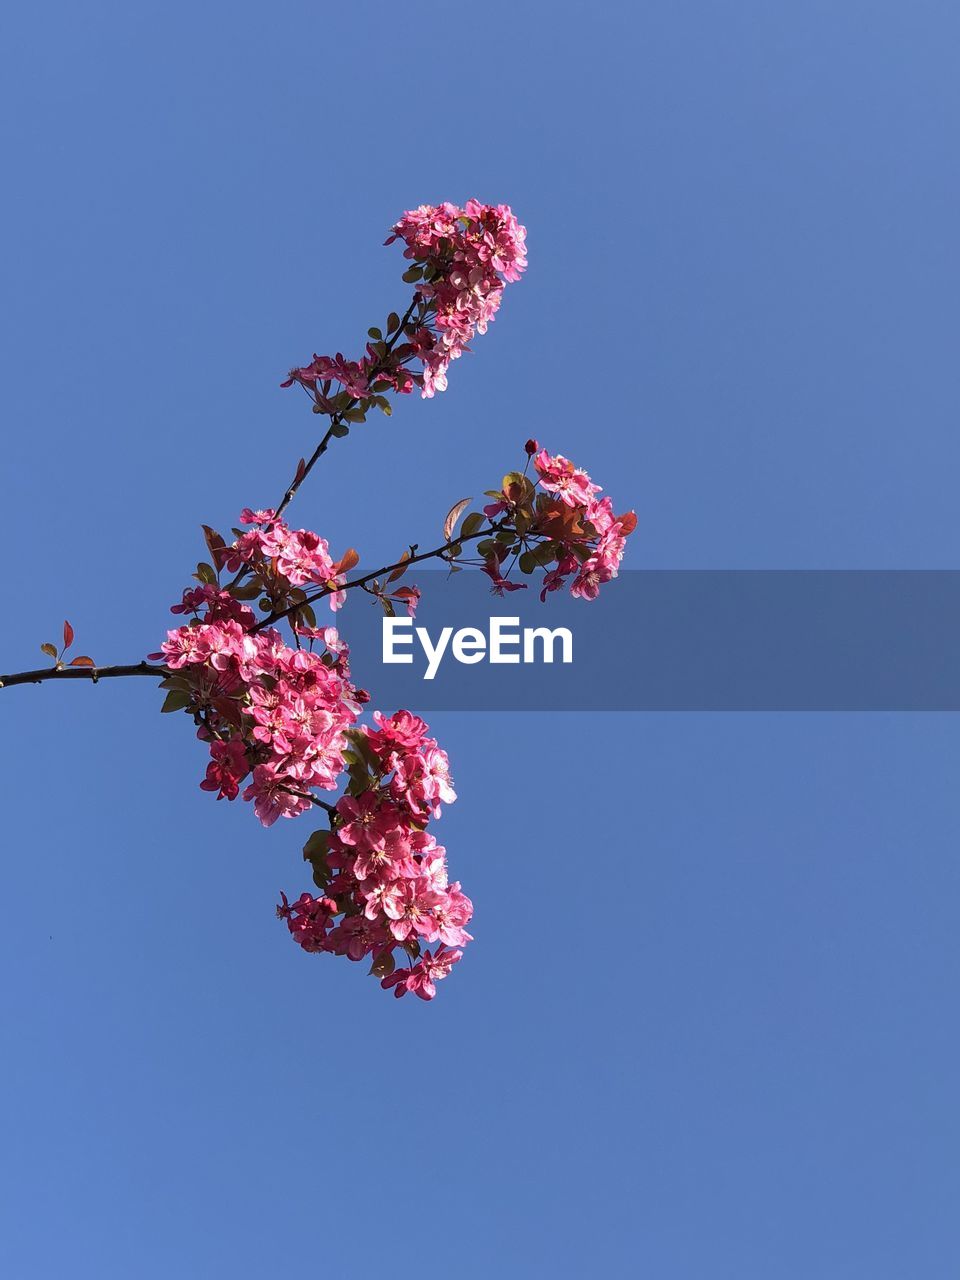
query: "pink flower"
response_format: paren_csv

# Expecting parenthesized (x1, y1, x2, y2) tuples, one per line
(420, 882, 474, 947)
(336, 792, 401, 854)
(313, 353, 371, 399)
(277, 891, 337, 954)
(199, 738, 250, 801)
(381, 946, 463, 1000)
(382, 875, 444, 942)
(386, 201, 526, 399)
(533, 450, 600, 507)
(392, 739, 457, 820)
(242, 763, 312, 826)
(482, 557, 528, 596)
(366, 709, 429, 758)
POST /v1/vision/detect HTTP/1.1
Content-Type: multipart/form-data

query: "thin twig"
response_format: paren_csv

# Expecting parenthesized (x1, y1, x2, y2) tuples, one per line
(273, 293, 424, 523)
(0, 662, 168, 690)
(252, 523, 503, 632)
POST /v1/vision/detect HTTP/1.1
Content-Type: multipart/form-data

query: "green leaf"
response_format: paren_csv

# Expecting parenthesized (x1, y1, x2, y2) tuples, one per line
(369, 950, 395, 978)
(461, 511, 484, 538)
(40, 643, 57, 659)
(367, 327, 383, 340)
(387, 311, 401, 333)
(347, 761, 370, 793)
(402, 266, 423, 283)
(343, 408, 366, 424)
(303, 829, 331, 860)
(228, 581, 263, 601)
(348, 729, 381, 771)
(331, 423, 350, 438)
(195, 561, 217, 585)
(160, 689, 193, 713)
(502, 471, 535, 503)
(528, 541, 558, 567)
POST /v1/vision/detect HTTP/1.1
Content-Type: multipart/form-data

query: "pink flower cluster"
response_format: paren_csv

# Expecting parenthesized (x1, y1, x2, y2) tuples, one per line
(153, 516, 473, 1001)
(481, 442, 637, 599)
(149, 513, 363, 826)
(283, 200, 526, 405)
(386, 200, 527, 396)
(279, 710, 471, 1001)
(280, 347, 417, 403)
(223, 507, 345, 604)
(533, 449, 637, 600)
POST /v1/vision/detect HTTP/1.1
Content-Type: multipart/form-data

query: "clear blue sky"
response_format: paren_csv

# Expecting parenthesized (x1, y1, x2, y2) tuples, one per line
(2, 3, 959, 1276)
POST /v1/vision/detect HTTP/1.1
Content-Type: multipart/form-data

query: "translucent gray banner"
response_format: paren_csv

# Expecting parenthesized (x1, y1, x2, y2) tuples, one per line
(333, 570, 960, 711)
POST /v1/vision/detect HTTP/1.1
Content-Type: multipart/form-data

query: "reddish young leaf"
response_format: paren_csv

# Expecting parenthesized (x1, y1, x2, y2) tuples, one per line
(201, 524, 227, 569)
(69, 656, 96, 667)
(63, 620, 74, 649)
(333, 548, 359, 575)
(616, 511, 638, 535)
(387, 550, 411, 583)
(212, 697, 244, 729)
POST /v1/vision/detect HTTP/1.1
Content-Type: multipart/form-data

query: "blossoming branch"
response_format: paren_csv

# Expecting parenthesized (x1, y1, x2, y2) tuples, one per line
(0, 201, 636, 1003)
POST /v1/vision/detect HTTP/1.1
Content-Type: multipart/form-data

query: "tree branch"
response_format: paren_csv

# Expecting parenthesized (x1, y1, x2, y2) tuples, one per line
(252, 523, 503, 633)
(279, 786, 337, 816)
(0, 662, 168, 690)
(272, 293, 425, 523)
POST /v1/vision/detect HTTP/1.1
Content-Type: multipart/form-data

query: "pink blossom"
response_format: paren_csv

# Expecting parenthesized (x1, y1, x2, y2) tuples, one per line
(243, 763, 312, 826)
(366, 709, 429, 756)
(392, 739, 457, 819)
(381, 946, 464, 1001)
(336, 792, 400, 853)
(533, 449, 600, 508)
(199, 739, 250, 801)
(381, 875, 444, 942)
(420, 882, 474, 947)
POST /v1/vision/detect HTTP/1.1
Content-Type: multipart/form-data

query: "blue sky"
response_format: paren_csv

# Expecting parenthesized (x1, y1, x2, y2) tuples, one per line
(1, 2, 959, 1276)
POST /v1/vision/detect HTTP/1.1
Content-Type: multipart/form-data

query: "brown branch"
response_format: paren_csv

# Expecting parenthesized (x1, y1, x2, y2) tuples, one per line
(279, 785, 337, 817)
(0, 661, 168, 690)
(252, 522, 503, 633)
(273, 293, 425, 523)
